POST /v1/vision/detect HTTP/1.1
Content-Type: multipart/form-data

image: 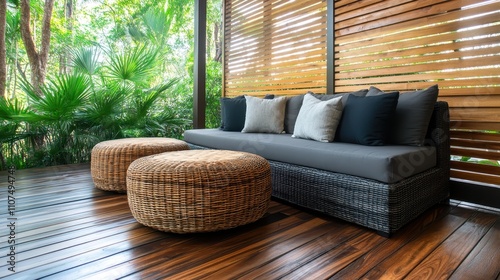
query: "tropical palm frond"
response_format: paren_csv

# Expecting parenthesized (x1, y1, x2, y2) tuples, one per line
(0, 98, 29, 120)
(142, 9, 171, 45)
(148, 78, 179, 94)
(6, 8, 20, 38)
(22, 74, 91, 121)
(81, 88, 125, 124)
(69, 47, 102, 76)
(127, 25, 146, 42)
(105, 45, 160, 87)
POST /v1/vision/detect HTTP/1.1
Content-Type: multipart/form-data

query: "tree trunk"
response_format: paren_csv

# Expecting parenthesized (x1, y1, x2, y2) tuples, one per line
(60, 0, 73, 74)
(20, 0, 55, 95)
(0, 0, 7, 98)
(213, 22, 222, 63)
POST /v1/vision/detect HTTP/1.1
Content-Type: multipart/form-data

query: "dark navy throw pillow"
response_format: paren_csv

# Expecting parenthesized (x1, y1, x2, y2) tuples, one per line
(335, 92, 399, 145)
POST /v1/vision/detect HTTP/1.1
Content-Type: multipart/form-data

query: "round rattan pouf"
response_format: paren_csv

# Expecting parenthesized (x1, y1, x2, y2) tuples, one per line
(127, 149, 272, 233)
(91, 138, 189, 193)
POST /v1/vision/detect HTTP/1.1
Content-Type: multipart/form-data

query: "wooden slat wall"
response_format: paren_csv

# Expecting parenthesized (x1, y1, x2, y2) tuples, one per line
(224, 0, 328, 97)
(335, 0, 500, 186)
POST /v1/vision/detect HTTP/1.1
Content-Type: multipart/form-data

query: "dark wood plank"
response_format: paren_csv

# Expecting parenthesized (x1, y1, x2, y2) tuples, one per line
(0, 164, 499, 280)
(405, 212, 497, 279)
(124, 217, 329, 279)
(75, 213, 306, 279)
(282, 230, 385, 279)
(449, 217, 500, 280)
(359, 214, 470, 279)
(240, 220, 367, 279)
(330, 203, 454, 279)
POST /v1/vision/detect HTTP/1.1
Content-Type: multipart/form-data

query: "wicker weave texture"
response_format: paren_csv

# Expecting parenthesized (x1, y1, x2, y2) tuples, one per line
(127, 149, 272, 233)
(91, 138, 189, 192)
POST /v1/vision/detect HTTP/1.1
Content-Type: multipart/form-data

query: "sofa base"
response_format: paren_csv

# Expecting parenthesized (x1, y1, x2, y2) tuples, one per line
(188, 143, 449, 236)
(269, 159, 449, 235)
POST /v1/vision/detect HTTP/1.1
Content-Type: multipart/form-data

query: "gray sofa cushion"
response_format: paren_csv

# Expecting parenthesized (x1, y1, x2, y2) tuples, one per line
(184, 129, 437, 184)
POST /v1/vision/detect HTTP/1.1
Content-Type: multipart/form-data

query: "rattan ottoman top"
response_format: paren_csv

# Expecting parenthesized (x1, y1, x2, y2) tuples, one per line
(127, 149, 272, 233)
(91, 137, 189, 192)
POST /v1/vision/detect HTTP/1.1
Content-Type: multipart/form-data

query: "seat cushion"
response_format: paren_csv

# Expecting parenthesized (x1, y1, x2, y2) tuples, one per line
(184, 129, 437, 184)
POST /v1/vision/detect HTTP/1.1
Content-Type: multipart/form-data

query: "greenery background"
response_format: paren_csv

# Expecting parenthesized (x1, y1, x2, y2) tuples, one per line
(0, 0, 222, 169)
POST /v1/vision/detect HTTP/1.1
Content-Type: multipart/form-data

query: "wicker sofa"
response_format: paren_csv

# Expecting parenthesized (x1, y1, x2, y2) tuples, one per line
(184, 97, 450, 236)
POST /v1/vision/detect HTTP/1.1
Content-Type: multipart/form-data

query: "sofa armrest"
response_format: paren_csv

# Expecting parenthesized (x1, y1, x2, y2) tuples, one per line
(426, 101, 450, 175)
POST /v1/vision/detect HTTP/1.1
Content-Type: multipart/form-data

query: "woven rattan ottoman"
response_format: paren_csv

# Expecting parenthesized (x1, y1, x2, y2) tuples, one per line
(127, 149, 272, 233)
(91, 138, 189, 192)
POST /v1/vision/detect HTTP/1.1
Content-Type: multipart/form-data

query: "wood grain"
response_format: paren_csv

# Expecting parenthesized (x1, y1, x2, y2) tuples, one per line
(0, 164, 499, 279)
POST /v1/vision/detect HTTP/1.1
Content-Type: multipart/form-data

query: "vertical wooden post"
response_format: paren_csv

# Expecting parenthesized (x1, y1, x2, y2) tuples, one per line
(193, 0, 207, 128)
(327, 0, 334, 95)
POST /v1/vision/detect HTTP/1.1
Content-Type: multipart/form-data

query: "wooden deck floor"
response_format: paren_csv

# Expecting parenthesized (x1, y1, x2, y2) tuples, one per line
(0, 163, 499, 280)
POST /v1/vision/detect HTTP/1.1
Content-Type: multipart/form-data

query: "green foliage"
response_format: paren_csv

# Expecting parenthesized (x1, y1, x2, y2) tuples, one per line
(23, 74, 91, 120)
(205, 60, 222, 128)
(105, 46, 160, 87)
(1, 45, 190, 169)
(69, 47, 102, 76)
(459, 156, 500, 167)
(2, 0, 223, 169)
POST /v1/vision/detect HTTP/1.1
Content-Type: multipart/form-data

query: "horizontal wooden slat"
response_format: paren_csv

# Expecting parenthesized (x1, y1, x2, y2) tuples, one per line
(335, 55, 500, 80)
(335, 75, 500, 89)
(225, 87, 326, 97)
(451, 147, 500, 161)
(448, 106, 500, 123)
(450, 121, 500, 131)
(441, 95, 500, 108)
(451, 169, 500, 186)
(335, 0, 419, 22)
(439, 87, 500, 97)
(451, 130, 500, 142)
(335, 0, 385, 16)
(336, 41, 500, 72)
(451, 160, 500, 176)
(227, 73, 327, 87)
(332, 85, 500, 96)
(227, 82, 326, 92)
(227, 66, 326, 82)
(451, 138, 500, 150)
(332, 88, 500, 99)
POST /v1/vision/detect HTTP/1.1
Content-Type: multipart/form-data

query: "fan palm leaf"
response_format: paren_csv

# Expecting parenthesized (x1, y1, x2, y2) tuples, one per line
(105, 45, 160, 88)
(21, 73, 91, 121)
(69, 46, 102, 76)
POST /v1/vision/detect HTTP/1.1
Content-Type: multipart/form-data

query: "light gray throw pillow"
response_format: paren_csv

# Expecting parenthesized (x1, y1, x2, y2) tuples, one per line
(242, 95, 287, 133)
(292, 94, 343, 142)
